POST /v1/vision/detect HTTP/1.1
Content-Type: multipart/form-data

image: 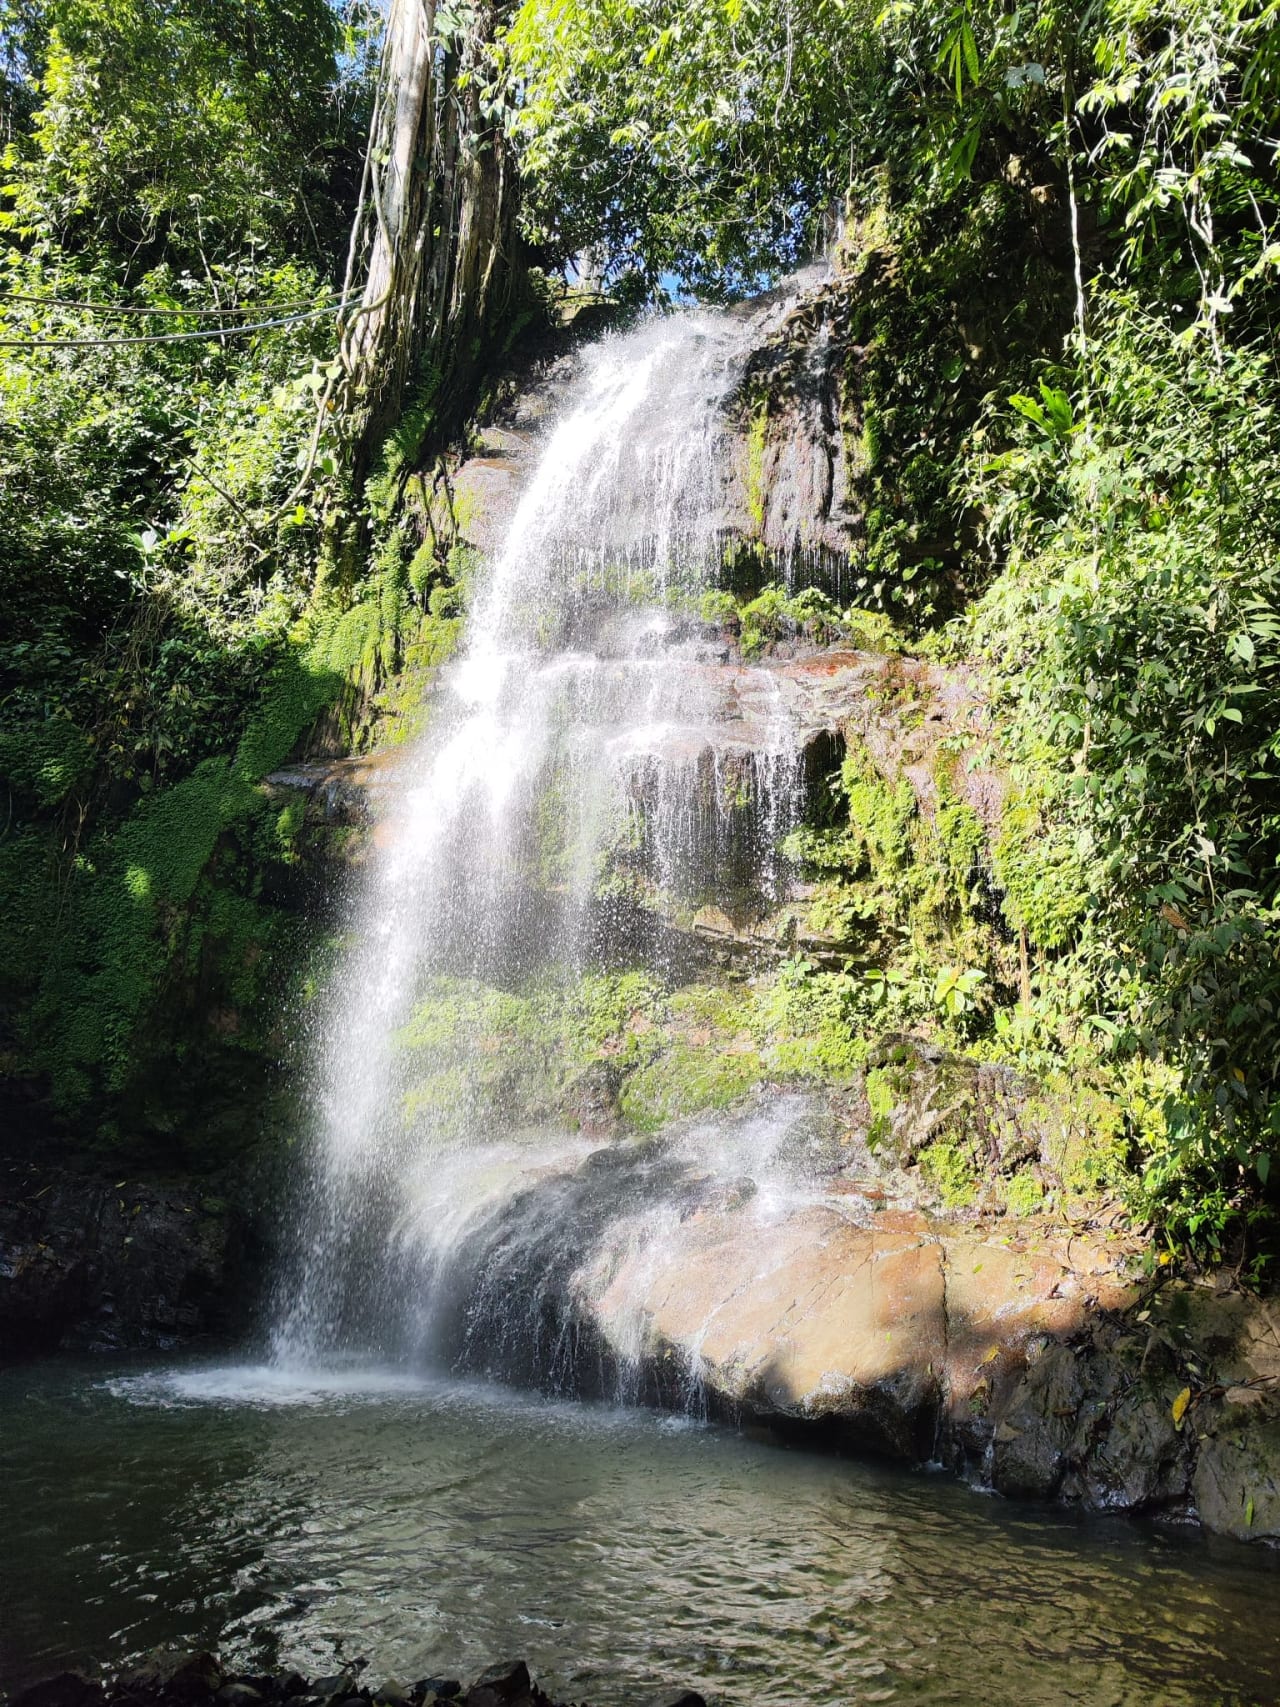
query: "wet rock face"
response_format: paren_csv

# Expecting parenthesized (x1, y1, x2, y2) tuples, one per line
(727, 270, 865, 572)
(586, 1203, 948, 1458)
(416, 1099, 1280, 1544)
(448, 267, 867, 582)
(0, 1162, 237, 1361)
(986, 1335, 1192, 1508)
(581, 1191, 1156, 1480)
(1193, 1405, 1280, 1543)
(262, 754, 402, 872)
(8, 1655, 674, 1707)
(868, 1041, 1039, 1178)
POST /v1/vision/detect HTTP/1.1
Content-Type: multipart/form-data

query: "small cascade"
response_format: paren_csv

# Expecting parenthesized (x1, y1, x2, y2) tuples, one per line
(272, 307, 821, 1382)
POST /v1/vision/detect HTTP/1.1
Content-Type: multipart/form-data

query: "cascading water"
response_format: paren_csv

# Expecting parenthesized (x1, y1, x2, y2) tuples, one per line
(272, 306, 825, 1383)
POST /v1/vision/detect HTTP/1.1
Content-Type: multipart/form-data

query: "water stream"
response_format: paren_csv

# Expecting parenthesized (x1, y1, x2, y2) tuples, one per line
(273, 307, 812, 1374)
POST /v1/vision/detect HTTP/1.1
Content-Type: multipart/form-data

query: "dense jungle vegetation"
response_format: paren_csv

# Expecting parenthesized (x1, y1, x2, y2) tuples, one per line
(2, 0, 1279, 1271)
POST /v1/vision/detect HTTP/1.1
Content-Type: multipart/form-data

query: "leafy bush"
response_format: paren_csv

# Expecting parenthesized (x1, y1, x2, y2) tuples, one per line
(970, 311, 1280, 1201)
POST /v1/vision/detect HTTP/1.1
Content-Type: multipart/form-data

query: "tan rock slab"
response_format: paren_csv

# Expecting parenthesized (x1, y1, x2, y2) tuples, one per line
(587, 1205, 944, 1419)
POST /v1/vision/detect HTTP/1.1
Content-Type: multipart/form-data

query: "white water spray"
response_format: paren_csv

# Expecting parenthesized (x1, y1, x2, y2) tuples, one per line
(273, 308, 821, 1374)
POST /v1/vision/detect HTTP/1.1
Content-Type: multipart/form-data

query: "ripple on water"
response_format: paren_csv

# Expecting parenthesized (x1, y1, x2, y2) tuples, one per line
(3, 1359, 1280, 1707)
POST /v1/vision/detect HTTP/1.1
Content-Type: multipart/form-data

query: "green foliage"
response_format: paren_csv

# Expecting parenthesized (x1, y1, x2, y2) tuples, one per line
(783, 731, 1001, 1046)
(0, 1, 456, 1133)
(621, 982, 765, 1129)
(5, 635, 347, 1111)
(1001, 1169, 1045, 1217)
(695, 581, 905, 657)
(4, 0, 352, 267)
(864, 1063, 898, 1149)
(0, 0, 374, 790)
(970, 306, 1280, 1212)
(991, 765, 1090, 952)
(918, 1137, 978, 1209)
(396, 969, 767, 1135)
(841, 179, 1071, 624)
(504, 0, 874, 294)
(0, 715, 93, 808)
(933, 963, 985, 1019)
(842, 744, 919, 874)
(737, 584, 847, 656)
(751, 957, 868, 1078)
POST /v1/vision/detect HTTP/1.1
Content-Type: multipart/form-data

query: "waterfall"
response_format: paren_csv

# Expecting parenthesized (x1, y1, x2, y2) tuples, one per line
(272, 306, 818, 1376)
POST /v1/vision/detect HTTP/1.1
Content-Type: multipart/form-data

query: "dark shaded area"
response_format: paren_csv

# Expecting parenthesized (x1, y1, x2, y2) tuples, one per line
(0, 1155, 280, 1364)
(4, 1653, 696, 1707)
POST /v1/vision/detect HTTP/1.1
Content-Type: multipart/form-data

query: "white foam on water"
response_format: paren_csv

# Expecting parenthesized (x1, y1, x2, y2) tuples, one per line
(100, 1363, 709, 1441)
(103, 1363, 434, 1409)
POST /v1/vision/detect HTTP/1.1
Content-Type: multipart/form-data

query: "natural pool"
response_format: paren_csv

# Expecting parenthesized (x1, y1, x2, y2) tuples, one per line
(3, 1360, 1278, 1706)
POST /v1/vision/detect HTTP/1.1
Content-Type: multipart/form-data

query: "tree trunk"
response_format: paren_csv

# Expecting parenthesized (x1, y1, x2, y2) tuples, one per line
(339, 0, 517, 473)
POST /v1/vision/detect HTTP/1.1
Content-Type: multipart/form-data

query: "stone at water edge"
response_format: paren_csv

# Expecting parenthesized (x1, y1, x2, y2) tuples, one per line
(7, 1675, 106, 1707)
(586, 1204, 950, 1459)
(1193, 1406, 1280, 1543)
(120, 1653, 225, 1704)
(461, 1663, 532, 1707)
(307, 1677, 359, 1707)
(371, 1684, 412, 1706)
(986, 1332, 1192, 1509)
(987, 1341, 1084, 1501)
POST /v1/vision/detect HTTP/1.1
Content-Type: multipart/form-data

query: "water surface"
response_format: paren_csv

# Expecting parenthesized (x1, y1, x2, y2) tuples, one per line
(3, 1360, 1278, 1705)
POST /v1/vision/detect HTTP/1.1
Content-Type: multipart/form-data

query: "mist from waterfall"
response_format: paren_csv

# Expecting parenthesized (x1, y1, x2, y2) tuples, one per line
(272, 306, 817, 1374)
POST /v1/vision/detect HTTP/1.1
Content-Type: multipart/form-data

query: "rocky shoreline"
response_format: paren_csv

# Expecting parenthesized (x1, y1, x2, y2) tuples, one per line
(3, 1140, 1279, 1549)
(4, 1655, 703, 1707)
(477, 1183, 1280, 1547)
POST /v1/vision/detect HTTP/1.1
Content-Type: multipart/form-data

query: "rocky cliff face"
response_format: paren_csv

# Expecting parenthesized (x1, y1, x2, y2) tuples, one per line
(448, 266, 864, 584)
(0, 1157, 273, 1360)
(420, 1090, 1280, 1545)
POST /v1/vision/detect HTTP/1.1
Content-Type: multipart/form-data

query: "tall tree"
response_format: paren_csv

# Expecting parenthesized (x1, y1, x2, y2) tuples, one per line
(340, 0, 518, 459)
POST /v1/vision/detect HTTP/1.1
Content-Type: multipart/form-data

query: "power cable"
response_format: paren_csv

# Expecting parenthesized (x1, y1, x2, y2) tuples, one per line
(0, 302, 342, 349)
(0, 290, 344, 317)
